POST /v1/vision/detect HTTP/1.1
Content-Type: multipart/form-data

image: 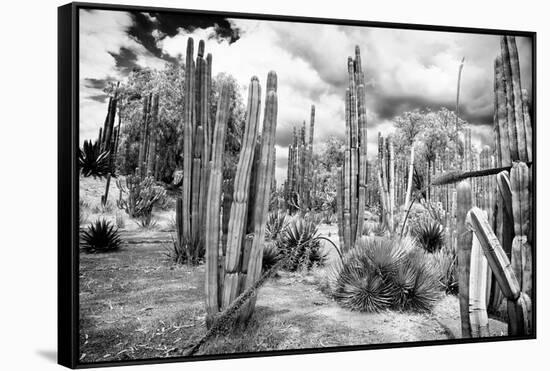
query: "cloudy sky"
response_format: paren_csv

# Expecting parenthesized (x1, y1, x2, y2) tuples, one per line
(79, 9, 532, 185)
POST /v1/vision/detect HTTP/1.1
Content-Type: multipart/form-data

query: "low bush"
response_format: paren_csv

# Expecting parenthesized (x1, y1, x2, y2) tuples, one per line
(430, 243, 458, 294)
(116, 175, 166, 220)
(262, 243, 281, 272)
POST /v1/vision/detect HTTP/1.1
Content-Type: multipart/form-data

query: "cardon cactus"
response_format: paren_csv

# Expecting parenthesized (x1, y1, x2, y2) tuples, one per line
(336, 46, 368, 253)
(204, 72, 278, 326)
(456, 180, 473, 338)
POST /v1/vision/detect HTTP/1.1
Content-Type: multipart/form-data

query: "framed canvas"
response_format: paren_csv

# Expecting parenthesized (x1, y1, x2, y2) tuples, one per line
(58, 2, 536, 368)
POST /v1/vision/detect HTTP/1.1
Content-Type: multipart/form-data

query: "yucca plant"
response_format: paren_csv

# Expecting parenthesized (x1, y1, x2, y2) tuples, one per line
(79, 140, 112, 178)
(80, 219, 122, 253)
(330, 237, 440, 313)
(413, 221, 445, 253)
(391, 249, 441, 311)
(277, 217, 327, 271)
(265, 211, 288, 241)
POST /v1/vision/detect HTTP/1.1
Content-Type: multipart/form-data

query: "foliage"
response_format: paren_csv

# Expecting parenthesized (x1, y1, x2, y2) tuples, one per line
(330, 237, 440, 312)
(262, 243, 281, 272)
(115, 213, 125, 229)
(277, 217, 327, 271)
(430, 243, 458, 294)
(79, 140, 112, 178)
(413, 220, 445, 253)
(81, 219, 123, 253)
(116, 175, 166, 219)
(362, 221, 387, 237)
(265, 211, 288, 241)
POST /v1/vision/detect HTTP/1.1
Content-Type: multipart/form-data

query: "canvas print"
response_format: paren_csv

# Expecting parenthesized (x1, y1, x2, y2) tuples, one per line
(77, 6, 534, 364)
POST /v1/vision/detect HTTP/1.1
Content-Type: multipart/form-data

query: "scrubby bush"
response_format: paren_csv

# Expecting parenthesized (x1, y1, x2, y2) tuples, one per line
(116, 175, 166, 220)
(413, 221, 445, 253)
(277, 218, 327, 271)
(81, 219, 123, 253)
(362, 221, 387, 237)
(330, 237, 440, 313)
(265, 211, 288, 241)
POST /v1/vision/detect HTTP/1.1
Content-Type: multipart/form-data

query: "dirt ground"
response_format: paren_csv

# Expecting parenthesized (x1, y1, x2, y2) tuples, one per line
(78, 177, 507, 364)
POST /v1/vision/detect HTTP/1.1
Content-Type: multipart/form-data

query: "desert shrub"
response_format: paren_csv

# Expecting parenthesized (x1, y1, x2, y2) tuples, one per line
(330, 237, 440, 313)
(430, 243, 458, 294)
(116, 175, 166, 220)
(262, 243, 281, 272)
(79, 139, 112, 178)
(265, 211, 288, 241)
(80, 219, 123, 253)
(277, 218, 327, 271)
(413, 221, 445, 253)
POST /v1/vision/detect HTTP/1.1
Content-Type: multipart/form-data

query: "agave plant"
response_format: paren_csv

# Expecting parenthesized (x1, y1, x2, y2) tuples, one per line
(262, 243, 281, 272)
(265, 211, 288, 241)
(79, 140, 112, 178)
(80, 219, 123, 253)
(391, 249, 441, 311)
(277, 217, 327, 271)
(413, 221, 445, 253)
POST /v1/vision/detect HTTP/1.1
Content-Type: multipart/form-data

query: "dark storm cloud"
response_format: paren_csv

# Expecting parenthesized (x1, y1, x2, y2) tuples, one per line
(127, 11, 241, 63)
(108, 47, 140, 75)
(84, 78, 111, 90)
(275, 125, 298, 147)
(88, 94, 109, 103)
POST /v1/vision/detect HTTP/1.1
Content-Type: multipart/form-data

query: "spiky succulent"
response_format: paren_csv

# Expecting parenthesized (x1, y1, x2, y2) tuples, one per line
(265, 211, 288, 241)
(330, 237, 440, 313)
(262, 243, 281, 272)
(79, 140, 112, 178)
(277, 218, 327, 271)
(81, 219, 122, 253)
(413, 221, 445, 253)
(430, 244, 458, 294)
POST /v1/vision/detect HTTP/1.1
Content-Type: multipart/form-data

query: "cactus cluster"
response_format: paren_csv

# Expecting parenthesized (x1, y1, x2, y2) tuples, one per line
(335, 46, 368, 253)
(284, 105, 316, 212)
(176, 38, 214, 260)
(205, 71, 279, 326)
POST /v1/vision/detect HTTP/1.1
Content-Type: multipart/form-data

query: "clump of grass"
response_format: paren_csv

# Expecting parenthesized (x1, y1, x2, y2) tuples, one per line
(277, 217, 327, 271)
(413, 221, 445, 253)
(330, 237, 440, 313)
(80, 219, 123, 253)
(362, 221, 387, 237)
(135, 214, 158, 229)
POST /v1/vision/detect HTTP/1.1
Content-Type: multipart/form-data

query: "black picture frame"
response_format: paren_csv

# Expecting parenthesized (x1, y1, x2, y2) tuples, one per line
(58, 2, 536, 368)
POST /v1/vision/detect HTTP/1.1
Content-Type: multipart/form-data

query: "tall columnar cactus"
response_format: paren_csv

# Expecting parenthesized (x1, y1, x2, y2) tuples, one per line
(376, 133, 394, 232)
(177, 38, 214, 260)
(222, 77, 262, 308)
(205, 81, 231, 323)
(285, 105, 316, 212)
(457, 180, 473, 338)
(204, 72, 278, 325)
(334, 47, 368, 251)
